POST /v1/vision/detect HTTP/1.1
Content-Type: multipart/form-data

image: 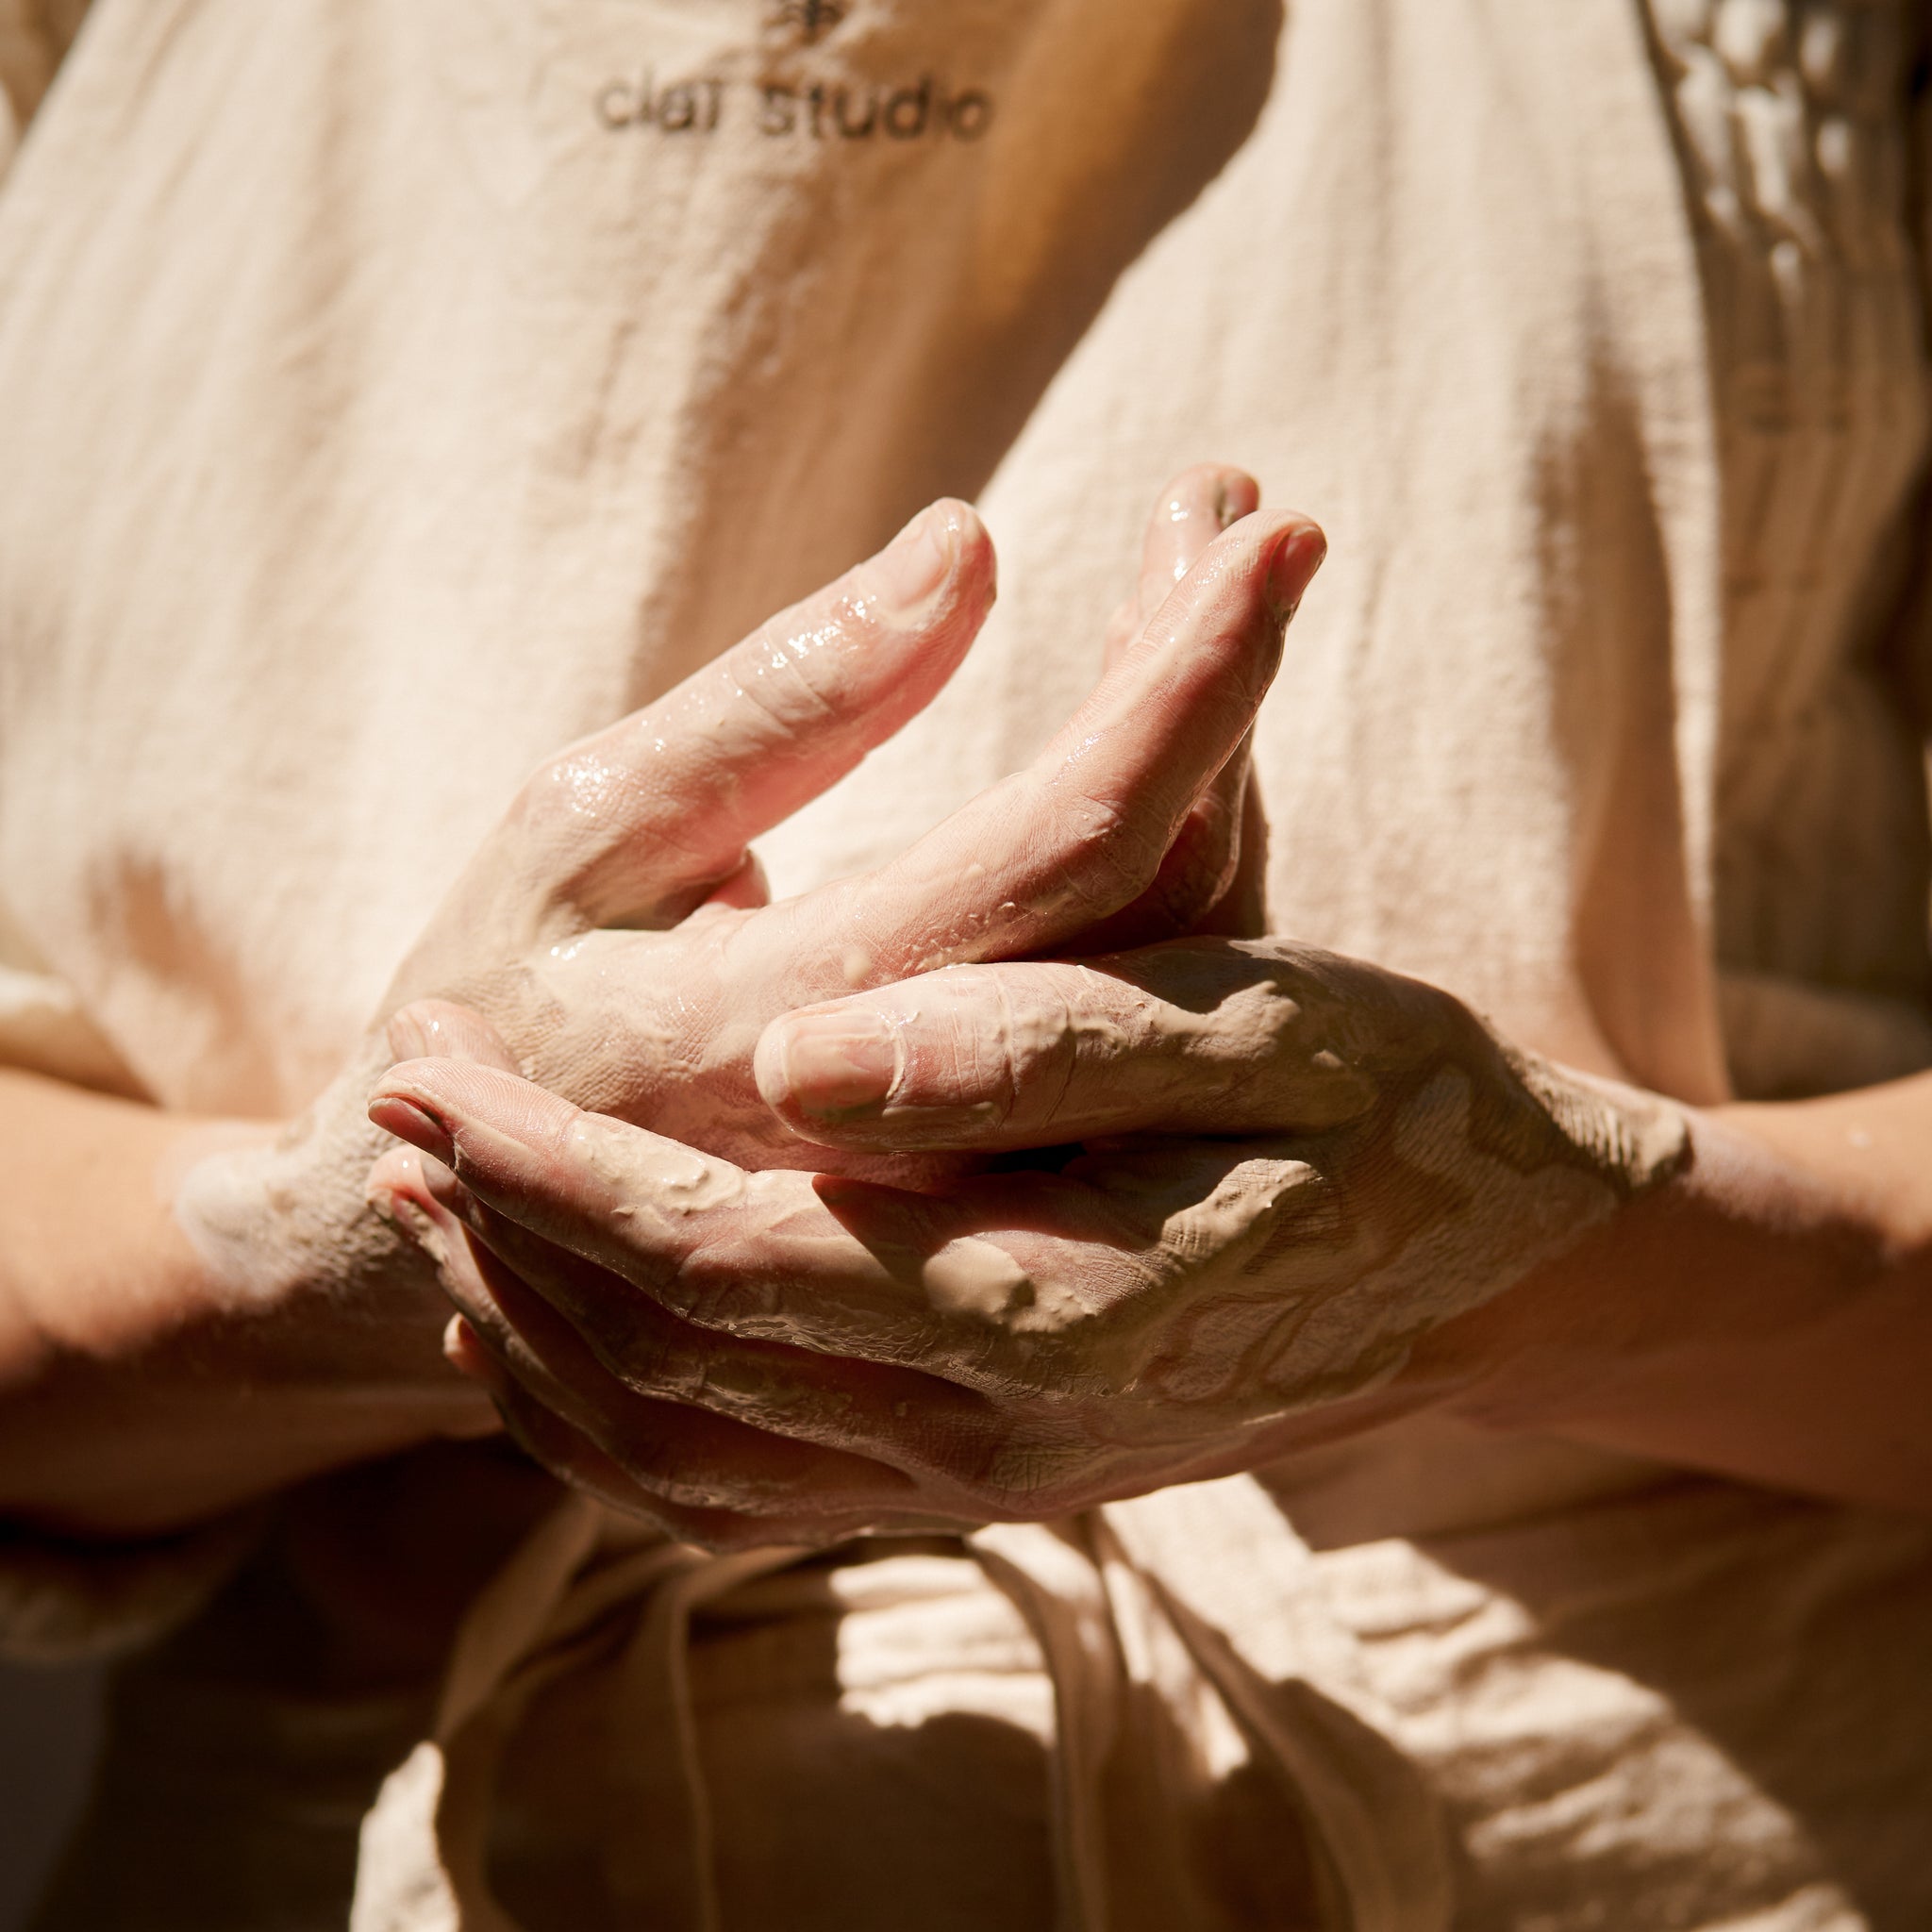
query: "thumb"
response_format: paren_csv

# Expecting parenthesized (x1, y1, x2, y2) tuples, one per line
(498, 502, 997, 936)
(386, 999, 525, 1074)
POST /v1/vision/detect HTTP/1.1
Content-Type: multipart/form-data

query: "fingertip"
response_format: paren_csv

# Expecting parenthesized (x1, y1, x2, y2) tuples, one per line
(930, 495, 990, 558)
(386, 999, 521, 1073)
(1212, 467, 1262, 530)
(873, 498, 995, 625)
(372, 1059, 576, 1184)
(367, 1141, 425, 1200)
(1141, 466, 1259, 615)
(443, 1313, 497, 1383)
(375, 1057, 544, 1125)
(368, 1091, 456, 1166)
(754, 1008, 898, 1126)
(1155, 462, 1257, 525)
(1265, 518, 1327, 619)
(935, 496, 998, 621)
(368, 1138, 470, 1255)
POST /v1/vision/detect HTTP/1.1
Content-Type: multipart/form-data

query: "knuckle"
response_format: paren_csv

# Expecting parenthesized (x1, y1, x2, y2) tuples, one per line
(732, 621, 848, 739)
(980, 974, 1077, 1131)
(512, 736, 745, 912)
(513, 748, 628, 841)
(663, 1244, 767, 1335)
(1051, 793, 1171, 910)
(916, 972, 1029, 1125)
(610, 1324, 698, 1402)
(966, 1428, 1083, 1519)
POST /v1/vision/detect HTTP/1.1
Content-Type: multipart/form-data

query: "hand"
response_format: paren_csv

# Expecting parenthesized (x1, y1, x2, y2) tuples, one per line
(164, 495, 1001, 1426)
(346, 464, 1330, 1532)
(181, 464, 1312, 1401)
(376, 469, 1313, 1182)
(10, 468, 1307, 1535)
(368, 941, 1689, 1548)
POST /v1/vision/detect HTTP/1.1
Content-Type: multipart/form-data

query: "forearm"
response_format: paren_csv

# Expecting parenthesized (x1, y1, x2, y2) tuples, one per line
(1439, 1072, 1932, 1513)
(0, 1067, 483, 1539)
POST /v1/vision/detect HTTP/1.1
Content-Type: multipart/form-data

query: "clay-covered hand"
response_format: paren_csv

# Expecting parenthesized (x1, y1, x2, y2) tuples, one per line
(163, 496, 994, 1381)
(175, 467, 1310, 1426)
(368, 938, 1690, 1545)
(379, 472, 1316, 1178)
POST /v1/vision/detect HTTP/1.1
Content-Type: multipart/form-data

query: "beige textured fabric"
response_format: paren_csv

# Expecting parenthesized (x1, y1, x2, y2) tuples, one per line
(3, 2, 1931, 1927)
(1656, 0, 1932, 1093)
(0, 0, 89, 175)
(348, 1485, 1452, 1932)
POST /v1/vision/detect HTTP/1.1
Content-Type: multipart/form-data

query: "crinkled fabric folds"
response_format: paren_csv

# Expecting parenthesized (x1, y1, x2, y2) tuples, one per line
(350, 1478, 1450, 1932)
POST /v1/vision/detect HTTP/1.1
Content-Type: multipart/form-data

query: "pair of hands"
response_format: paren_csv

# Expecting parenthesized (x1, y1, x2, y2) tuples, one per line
(348, 467, 1684, 1548)
(165, 466, 1280, 1450)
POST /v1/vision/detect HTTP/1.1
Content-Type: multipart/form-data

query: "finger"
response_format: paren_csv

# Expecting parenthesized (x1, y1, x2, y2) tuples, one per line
(756, 941, 1393, 1152)
(368, 1141, 448, 1227)
(384, 1148, 928, 1521)
(1127, 463, 1261, 657)
(454, 1337, 832, 1550)
(386, 999, 525, 1073)
(453, 1230, 924, 1521)
(449, 1164, 1164, 1523)
(504, 500, 996, 932)
(1195, 764, 1271, 940)
(485, 1370, 961, 1549)
(1071, 729, 1256, 951)
(365, 1058, 1149, 1397)
(374, 1062, 1340, 1516)
(777, 508, 1323, 985)
(428, 1166, 1017, 1496)
(367, 1057, 1322, 1507)
(1086, 467, 1265, 945)
(369, 1001, 524, 1235)
(699, 850, 770, 912)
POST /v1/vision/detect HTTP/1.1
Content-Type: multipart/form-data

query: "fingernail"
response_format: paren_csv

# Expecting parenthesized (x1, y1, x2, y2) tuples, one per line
(370, 1185, 449, 1267)
(369, 1093, 457, 1166)
(387, 1009, 431, 1062)
(1214, 469, 1259, 531)
(444, 1315, 489, 1374)
(775, 1011, 898, 1114)
(417, 1151, 464, 1208)
(443, 1314, 475, 1366)
(1266, 525, 1326, 620)
(874, 506, 956, 608)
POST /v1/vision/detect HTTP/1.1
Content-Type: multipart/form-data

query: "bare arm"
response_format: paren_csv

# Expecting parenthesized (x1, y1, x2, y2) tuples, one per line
(0, 1068, 478, 1539)
(1435, 1072, 1932, 1513)
(0, 495, 1008, 1539)
(0, 470, 1316, 1544)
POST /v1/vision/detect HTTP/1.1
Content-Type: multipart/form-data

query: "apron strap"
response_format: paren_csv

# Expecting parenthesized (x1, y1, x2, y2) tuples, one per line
(969, 1520, 1123, 1932)
(602, 1542, 810, 1930)
(1102, 1477, 1454, 1932)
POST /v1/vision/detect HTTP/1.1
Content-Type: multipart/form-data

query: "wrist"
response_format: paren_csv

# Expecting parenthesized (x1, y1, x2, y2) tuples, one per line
(1427, 1100, 1907, 1479)
(0, 1058, 487, 1539)
(1399, 1050, 1697, 1427)
(174, 1037, 431, 1311)
(157, 1041, 495, 1474)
